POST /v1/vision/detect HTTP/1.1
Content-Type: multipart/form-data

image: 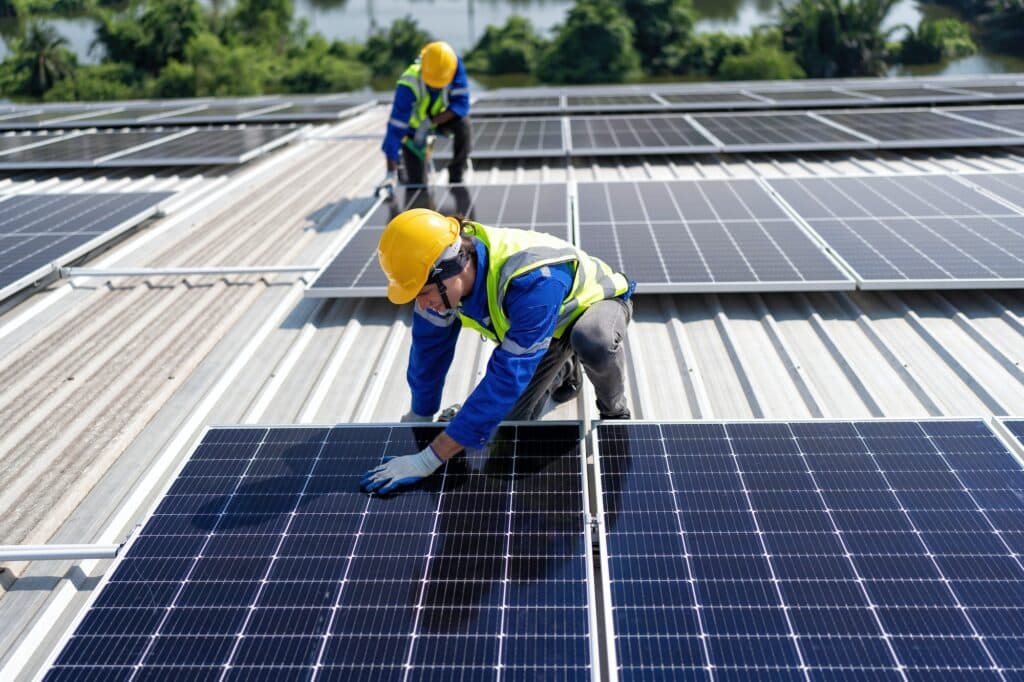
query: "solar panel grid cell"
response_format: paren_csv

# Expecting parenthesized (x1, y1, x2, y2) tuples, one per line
(0, 132, 172, 166)
(598, 419, 1024, 680)
(44, 424, 593, 681)
(946, 107, 1024, 134)
(576, 180, 851, 292)
(113, 128, 297, 164)
(690, 112, 869, 149)
(822, 110, 1019, 145)
(569, 116, 715, 154)
(435, 118, 564, 159)
(768, 175, 1024, 287)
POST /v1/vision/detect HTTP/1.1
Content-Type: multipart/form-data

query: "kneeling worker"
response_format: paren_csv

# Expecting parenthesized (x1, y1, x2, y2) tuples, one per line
(361, 209, 635, 495)
(380, 41, 471, 192)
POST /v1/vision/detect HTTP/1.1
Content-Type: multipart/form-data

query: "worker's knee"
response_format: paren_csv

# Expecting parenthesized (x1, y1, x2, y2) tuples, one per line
(571, 317, 622, 368)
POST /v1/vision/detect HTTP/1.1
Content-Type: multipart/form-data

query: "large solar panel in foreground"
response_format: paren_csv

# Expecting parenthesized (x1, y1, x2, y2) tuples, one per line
(596, 419, 1024, 680)
(434, 118, 564, 159)
(45, 423, 595, 681)
(576, 180, 852, 292)
(769, 174, 1024, 288)
(0, 192, 170, 301)
(308, 183, 570, 297)
(963, 173, 1024, 212)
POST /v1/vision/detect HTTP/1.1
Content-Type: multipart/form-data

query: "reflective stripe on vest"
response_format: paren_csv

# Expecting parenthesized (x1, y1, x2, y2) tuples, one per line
(458, 223, 630, 347)
(397, 64, 449, 131)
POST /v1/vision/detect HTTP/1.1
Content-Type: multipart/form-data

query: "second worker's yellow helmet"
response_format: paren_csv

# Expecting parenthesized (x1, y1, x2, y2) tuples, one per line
(420, 41, 458, 89)
(378, 208, 461, 304)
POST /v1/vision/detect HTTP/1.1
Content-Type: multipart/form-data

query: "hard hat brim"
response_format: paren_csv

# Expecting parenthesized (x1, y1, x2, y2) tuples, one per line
(387, 279, 423, 305)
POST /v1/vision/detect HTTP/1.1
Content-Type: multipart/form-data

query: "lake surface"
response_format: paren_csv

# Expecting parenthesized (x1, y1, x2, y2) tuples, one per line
(1, 0, 1021, 84)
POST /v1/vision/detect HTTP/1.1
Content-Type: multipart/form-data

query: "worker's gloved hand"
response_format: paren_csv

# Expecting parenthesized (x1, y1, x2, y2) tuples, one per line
(361, 446, 443, 494)
(413, 118, 433, 147)
(400, 410, 434, 422)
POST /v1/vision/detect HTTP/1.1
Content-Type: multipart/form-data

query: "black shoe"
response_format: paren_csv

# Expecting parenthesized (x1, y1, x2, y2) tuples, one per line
(551, 356, 582, 404)
(598, 409, 631, 420)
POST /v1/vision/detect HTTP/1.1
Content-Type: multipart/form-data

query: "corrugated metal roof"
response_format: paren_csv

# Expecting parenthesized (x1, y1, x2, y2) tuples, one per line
(1, 105, 1024, 680)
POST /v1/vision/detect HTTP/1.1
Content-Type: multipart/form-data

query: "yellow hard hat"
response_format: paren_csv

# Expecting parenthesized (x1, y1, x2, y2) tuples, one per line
(378, 208, 461, 304)
(420, 41, 458, 88)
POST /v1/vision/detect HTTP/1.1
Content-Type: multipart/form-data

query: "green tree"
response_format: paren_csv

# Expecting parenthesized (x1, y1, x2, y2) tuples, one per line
(718, 46, 805, 79)
(95, 0, 204, 75)
(16, 22, 75, 96)
(43, 61, 137, 100)
(899, 17, 975, 64)
(980, 0, 1024, 55)
(279, 34, 370, 92)
(465, 16, 546, 74)
(360, 15, 431, 79)
(663, 31, 750, 75)
(536, 0, 641, 83)
(227, 0, 293, 52)
(778, 0, 900, 77)
(622, 0, 696, 73)
(1, 0, 24, 18)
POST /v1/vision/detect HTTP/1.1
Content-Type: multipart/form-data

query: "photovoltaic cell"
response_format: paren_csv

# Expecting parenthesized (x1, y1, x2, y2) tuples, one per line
(564, 94, 662, 111)
(753, 89, 870, 103)
(576, 179, 852, 293)
(0, 192, 169, 300)
(44, 423, 594, 681)
(1002, 419, 1024, 448)
(472, 96, 562, 115)
(964, 173, 1024, 212)
(690, 112, 870, 150)
(945, 107, 1024, 134)
(308, 183, 570, 297)
(597, 419, 1024, 681)
(821, 109, 1024, 146)
(769, 174, 1024, 288)
(435, 118, 564, 159)
(657, 92, 761, 106)
(111, 127, 299, 165)
(569, 115, 715, 155)
(0, 131, 172, 168)
(146, 104, 277, 123)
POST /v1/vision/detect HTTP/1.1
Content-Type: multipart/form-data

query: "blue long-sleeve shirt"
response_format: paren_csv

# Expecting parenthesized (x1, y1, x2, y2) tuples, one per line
(407, 238, 575, 448)
(382, 57, 471, 162)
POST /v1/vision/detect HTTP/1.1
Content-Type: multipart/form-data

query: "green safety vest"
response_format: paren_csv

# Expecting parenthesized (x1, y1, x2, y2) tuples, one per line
(458, 223, 630, 348)
(396, 64, 448, 132)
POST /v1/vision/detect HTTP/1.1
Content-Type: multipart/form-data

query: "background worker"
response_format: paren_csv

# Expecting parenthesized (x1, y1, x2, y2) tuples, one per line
(361, 209, 635, 495)
(380, 41, 472, 193)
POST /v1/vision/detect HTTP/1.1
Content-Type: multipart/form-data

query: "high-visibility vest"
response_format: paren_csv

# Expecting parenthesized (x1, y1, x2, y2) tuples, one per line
(396, 64, 448, 131)
(458, 223, 630, 351)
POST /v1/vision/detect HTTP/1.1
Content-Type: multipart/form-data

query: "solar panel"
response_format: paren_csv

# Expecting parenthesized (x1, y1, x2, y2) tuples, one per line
(768, 174, 1024, 288)
(0, 192, 169, 300)
(472, 96, 563, 115)
(657, 91, 762, 106)
(846, 86, 966, 101)
(752, 89, 871, 103)
(0, 108, 96, 126)
(308, 183, 570, 297)
(0, 134, 49, 154)
(945, 84, 1024, 97)
(245, 102, 370, 122)
(690, 112, 871, 151)
(569, 115, 716, 155)
(963, 173, 1024, 212)
(146, 104, 279, 124)
(43, 423, 595, 681)
(595, 419, 1024, 680)
(821, 109, 1024, 147)
(944, 106, 1024, 134)
(0, 131, 173, 169)
(54, 106, 200, 127)
(434, 118, 564, 159)
(576, 179, 853, 293)
(564, 94, 664, 112)
(1001, 419, 1024, 448)
(110, 127, 299, 166)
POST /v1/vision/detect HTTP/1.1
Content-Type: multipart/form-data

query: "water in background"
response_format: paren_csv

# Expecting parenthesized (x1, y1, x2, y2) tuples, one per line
(1, 0, 1022, 82)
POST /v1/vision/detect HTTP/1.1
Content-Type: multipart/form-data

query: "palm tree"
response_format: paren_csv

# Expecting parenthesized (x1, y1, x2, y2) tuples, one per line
(778, 0, 901, 78)
(17, 22, 75, 96)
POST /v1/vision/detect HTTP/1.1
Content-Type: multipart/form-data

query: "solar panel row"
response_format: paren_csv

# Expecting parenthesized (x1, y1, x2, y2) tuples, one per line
(44, 423, 595, 681)
(0, 192, 171, 301)
(0, 127, 300, 169)
(309, 173, 1024, 297)
(473, 81, 1024, 115)
(0, 97, 374, 130)
(436, 107, 1024, 159)
(42, 419, 1024, 680)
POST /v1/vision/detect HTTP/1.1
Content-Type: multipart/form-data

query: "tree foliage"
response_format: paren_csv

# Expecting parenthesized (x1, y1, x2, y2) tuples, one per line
(622, 0, 696, 73)
(900, 17, 976, 64)
(94, 0, 204, 74)
(360, 16, 431, 79)
(979, 0, 1024, 55)
(465, 16, 546, 75)
(536, 0, 641, 84)
(14, 21, 75, 96)
(718, 47, 805, 79)
(778, 0, 900, 77)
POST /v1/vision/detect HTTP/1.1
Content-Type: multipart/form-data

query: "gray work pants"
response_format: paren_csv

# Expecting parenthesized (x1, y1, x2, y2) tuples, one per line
(506, 297, 632, 420)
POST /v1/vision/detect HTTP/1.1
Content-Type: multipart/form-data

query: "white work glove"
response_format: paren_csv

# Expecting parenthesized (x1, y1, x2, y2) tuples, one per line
(361, 446, 443, 494)
(413, 118, 433, 147)
(401, 410, 434, 422)
(379, 169, 397, 191)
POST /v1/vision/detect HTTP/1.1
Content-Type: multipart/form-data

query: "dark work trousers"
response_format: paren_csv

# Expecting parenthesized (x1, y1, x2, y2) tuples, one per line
(400, 115, 472, 186)
(506, 297, 633, 421)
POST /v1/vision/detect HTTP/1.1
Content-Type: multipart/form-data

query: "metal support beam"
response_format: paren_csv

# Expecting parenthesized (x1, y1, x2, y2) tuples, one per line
(61, 265, 319, 278)
(0, 544, 119, 561)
